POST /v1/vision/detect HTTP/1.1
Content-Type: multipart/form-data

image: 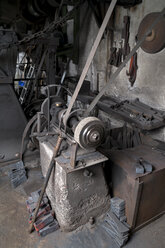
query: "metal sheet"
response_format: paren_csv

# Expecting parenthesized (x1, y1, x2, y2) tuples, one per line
(0, 30, 17, 83)
(0, 84, 27, 163)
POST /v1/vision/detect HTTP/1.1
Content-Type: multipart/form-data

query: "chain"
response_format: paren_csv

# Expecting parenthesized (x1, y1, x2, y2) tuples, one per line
(0, 0, 83, 50)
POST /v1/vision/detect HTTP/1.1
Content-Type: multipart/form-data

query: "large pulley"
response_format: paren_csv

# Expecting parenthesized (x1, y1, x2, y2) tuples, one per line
(137, 12, 165, 54)
(74, 117, 105, 149)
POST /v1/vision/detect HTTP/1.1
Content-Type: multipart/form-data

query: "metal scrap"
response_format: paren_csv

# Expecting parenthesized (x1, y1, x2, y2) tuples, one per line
(102, 197, 130, 247)
(78, 94, 165, 131)
(26, 189, 60, 237)
(108, 125, 142, 150)
(8, 161, 27, 188)
(38, 220, 59, 237)
(103, 210, 130, 247)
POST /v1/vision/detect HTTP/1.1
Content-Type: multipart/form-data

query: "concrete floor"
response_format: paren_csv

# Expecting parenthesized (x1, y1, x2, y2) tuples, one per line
(0, 164, 165, 248)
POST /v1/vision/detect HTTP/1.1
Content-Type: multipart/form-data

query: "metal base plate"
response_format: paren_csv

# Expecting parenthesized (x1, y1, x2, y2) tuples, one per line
(0, 84, 27, 163)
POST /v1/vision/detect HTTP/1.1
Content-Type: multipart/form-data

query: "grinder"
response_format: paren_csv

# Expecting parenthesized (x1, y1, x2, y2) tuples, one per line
(45, 95, 105, 150)
(137, 11, 165, 54)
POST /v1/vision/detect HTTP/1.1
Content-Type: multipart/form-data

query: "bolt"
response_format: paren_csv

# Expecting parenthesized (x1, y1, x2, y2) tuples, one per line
(92, 133, 98, 140)
(0, 154, 5, 160)
(83, 169, 90, 177)
(15, 153, 20, 158)
(77, 159, 86, 167)
(83, 169, 93, 177)
(91, 131, 100, 142)
(89, 217, 95, 225)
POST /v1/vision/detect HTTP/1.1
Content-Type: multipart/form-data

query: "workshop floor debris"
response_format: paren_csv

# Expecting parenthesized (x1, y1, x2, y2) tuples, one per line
(1, 164, 165, 248)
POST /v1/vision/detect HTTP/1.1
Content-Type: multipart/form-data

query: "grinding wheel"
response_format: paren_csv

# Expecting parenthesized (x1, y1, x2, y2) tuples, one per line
(137, 12, 165, 54)
(74, 117, 105, 149)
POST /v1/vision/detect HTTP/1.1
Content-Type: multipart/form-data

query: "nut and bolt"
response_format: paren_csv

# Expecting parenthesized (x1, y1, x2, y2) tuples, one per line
(89, 217, 95, 225)
(0, 154, 5, 160)
(83, 169, 93, 177)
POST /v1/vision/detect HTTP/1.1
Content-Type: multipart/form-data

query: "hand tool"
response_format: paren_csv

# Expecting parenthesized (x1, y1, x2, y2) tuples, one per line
(122, 16, 130, 59)
(126, 52, 138, 86)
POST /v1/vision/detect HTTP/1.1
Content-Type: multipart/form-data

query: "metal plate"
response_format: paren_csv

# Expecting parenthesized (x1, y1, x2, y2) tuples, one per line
(0, 30, 17, 83)
(56, 150, 108, 173)
(0, 84, 27, 163)
(137, 12, 165, 54)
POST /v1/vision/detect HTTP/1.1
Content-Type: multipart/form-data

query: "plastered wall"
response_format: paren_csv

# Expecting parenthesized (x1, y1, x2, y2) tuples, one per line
(68, 0, 165, 140)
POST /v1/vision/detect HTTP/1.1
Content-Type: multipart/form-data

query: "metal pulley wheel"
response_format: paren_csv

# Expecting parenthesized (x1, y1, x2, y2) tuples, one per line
(137, 12, 165, 54)
(74, 117, 105, 149)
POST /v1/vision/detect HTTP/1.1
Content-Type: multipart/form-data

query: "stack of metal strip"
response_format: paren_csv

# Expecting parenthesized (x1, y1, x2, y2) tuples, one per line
(102, 197, 130, 247)
(26, 189, 59, 237)
(111, 197, 125, 220)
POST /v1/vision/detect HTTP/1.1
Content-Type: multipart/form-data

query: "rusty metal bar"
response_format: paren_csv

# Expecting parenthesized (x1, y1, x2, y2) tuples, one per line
(29, 135, 63, 233)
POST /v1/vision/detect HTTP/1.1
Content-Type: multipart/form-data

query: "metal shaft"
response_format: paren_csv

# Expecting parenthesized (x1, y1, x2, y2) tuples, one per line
(63, 0, 117, 124)
(29, 135, 63, 233)
(84, 8, 165, 116)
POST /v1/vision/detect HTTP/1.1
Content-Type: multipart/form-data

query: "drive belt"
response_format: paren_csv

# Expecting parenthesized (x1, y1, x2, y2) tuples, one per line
(64, 6, 165, 121)
(84, 7, 165, 117)
(63, 0, 117, 124)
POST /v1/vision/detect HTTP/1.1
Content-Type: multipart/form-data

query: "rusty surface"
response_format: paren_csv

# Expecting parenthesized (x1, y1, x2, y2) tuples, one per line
(78, 95, 165, 131)
(137, 169, 165, 227)
(137, 12, 165, 54)
(106, 145, 165, 179)
(70, 143, 78, 168)
(104, 144, 165, 230)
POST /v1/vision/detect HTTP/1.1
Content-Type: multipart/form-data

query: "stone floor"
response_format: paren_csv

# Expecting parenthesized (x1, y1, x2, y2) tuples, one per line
(0, 164, 165, 248)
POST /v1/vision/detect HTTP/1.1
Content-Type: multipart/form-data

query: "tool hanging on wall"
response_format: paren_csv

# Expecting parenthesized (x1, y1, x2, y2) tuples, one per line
(109, 42, 122, 67)
(126, 52, 138, 86)
(109, 46, 117, 66)
(122, 15, 130, 59)
(63, 8, 165, 123)
(84, 8, 165, 117)
(109, 15, 130, 68)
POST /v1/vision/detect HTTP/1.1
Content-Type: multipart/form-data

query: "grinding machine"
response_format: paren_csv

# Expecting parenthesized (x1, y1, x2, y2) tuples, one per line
(35, 93, 110, 231)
